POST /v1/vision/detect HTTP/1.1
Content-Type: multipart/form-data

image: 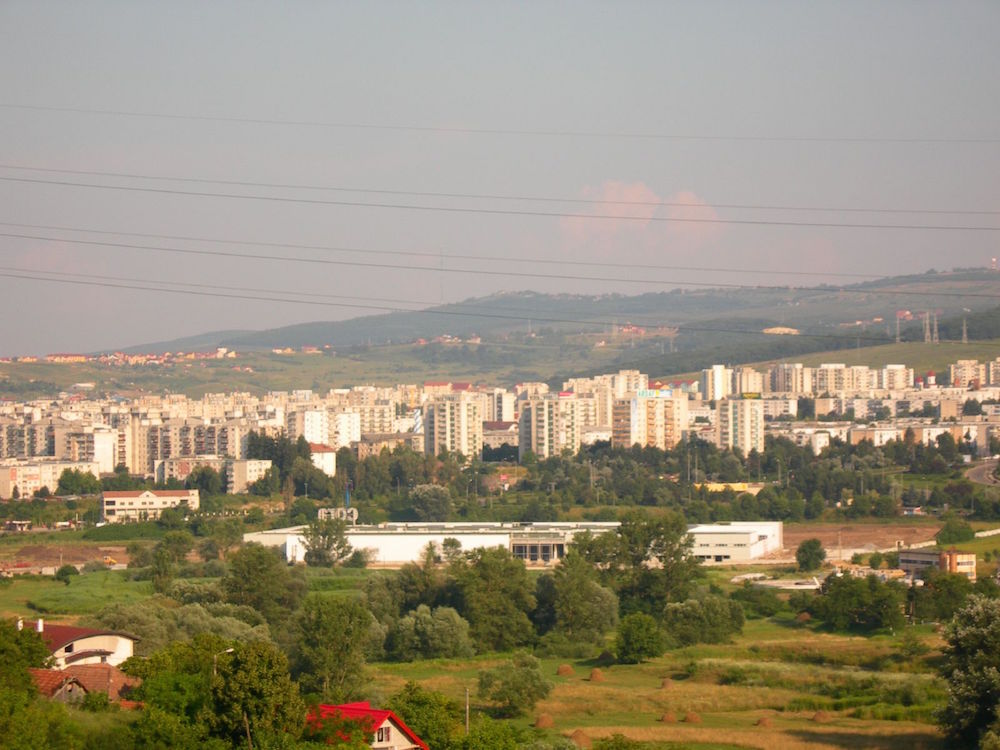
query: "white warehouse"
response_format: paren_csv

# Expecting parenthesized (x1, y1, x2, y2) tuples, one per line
(688, 521, 784, 563)
(244, 520, 783, 567)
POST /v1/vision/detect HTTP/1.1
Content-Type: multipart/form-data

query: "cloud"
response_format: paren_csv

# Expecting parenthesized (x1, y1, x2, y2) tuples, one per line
(558, 180, 722, 253)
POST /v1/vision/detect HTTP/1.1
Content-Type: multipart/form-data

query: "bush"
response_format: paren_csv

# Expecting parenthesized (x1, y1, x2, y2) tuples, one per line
(477, 654, 551, 717)
(54, 565, 79, 585)
(386, 605, 474, 661)
(664, 595, 745, 645)
(730, 582, 785, 619)
(797, 539, 826, 571)
(615, 613, 664, 664)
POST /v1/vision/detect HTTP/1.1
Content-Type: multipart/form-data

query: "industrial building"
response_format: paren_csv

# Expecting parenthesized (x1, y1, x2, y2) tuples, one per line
(245, 520, 784, 567)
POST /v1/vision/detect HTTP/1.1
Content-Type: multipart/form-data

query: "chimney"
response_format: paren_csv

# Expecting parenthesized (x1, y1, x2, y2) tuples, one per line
(36, 618, 44, 633)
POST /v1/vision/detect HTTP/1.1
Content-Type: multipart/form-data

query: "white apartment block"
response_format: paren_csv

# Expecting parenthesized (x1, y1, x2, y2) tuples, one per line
(731, 367, 765, 396)
(309, 443, 337, 477)
(950, 359, 987, 388)
(612, 369, 648, 397)
(100, 489, 200, 523)
(769, 363, 813, 395)
(518, 394, 582, 460)
(879, 364, 914, 391)
(716, 397, 765, 455)
(0, 459, 100, 499)
(286, 409, 329, 446)
(611, 390, 688, 451)
(423, 393, 482, 458)
(329, 410, 362, 450)
(701, 365, 732, 402)
(482, 388, 516, 423)
(228, 459, 273, 494)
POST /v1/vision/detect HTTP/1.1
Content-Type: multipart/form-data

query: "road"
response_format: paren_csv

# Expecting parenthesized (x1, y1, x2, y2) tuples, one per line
(966, 460, 999, 486)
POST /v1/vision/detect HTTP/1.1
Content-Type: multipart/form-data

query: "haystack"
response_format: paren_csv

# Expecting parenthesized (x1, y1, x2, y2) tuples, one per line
(535, 714, 554, 729)
(569, 729, 592, 748)
(557, 664, 575, 677)
(812, 711, 831, 723)
(683, 711, 701, 724)
(755, 716, 773, 727)
(588, 668, 605, 683)
(659, 711, 677, 723)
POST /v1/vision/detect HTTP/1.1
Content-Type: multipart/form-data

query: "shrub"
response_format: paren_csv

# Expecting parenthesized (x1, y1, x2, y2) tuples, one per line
(477, 653, 552, 717)
(615, 613, 664, 664)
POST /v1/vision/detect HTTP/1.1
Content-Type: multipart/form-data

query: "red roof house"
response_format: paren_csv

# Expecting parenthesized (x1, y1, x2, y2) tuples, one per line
(309, 702, 428, 750)
(21, 618, 137, 668)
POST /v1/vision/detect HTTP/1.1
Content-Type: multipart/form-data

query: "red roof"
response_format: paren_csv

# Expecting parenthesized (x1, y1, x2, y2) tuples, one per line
(36, 623, 136, 653)
(312, 702, 428, 750)
(483, 421, 516, 431)
(28, 668, 82, 698)
(308, 443, 336, 453)
(28, 664, 139, 700)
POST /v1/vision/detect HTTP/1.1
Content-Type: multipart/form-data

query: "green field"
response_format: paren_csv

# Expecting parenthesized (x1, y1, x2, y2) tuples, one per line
(371, 617, 946, 750)
(0, 570, 153, 617)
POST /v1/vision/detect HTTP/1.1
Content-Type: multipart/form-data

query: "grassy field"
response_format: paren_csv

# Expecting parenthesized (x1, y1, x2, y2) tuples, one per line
(371, 617, 946, 750)
(3, 336, 999, 399)
(0, 569, 153, 618)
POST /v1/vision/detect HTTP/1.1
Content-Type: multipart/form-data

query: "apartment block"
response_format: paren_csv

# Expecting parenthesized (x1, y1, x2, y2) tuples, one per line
(716, 397, 765, 455)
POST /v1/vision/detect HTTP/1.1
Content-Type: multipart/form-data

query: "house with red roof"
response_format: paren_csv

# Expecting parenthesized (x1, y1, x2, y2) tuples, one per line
(20, 618, 137, 668)
(310, 702, 428, 750)
(28, 663, 140, 703)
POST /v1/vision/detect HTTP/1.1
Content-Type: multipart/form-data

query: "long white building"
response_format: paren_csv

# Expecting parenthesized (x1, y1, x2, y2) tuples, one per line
(245, 520, 783, 567)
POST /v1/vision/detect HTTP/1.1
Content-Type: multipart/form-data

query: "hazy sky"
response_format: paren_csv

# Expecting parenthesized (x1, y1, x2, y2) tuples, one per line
(0, 2, 998, 355)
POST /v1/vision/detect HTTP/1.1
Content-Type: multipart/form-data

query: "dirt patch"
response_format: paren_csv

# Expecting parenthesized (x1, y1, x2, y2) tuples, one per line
(784, 523, 939, 552)
(5, 544, 129, 568)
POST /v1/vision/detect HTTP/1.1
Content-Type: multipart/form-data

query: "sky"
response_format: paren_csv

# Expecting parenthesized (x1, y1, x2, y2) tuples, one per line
(0, 1, 998, 355)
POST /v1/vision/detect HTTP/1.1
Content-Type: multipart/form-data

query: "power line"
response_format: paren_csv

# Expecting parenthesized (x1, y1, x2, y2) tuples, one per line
(5, 229, 1000, 299)
(0, 268, 902, 344)
(1, 163, 996, 217)
(2, 175, 999, 231)
(0, 220, 882, 280)
(2, 102, 997, 144)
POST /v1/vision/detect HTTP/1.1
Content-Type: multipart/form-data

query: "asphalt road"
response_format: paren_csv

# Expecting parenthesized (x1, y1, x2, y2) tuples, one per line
(966, 460, 1000, 486)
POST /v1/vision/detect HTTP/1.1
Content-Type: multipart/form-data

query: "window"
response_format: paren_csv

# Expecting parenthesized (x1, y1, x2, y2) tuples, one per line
(376, 726, 391, 741)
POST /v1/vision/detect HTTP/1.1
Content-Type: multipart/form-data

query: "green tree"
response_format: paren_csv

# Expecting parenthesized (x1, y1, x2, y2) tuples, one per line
(450, 547, 536, 652)
(868, 551, 884, 569)
(222, 544, 306, 626)
(387, 605, 474, 661)
(387, 682, 463, 750)
(294, 596, 372, 701)
(551, 552, 618, 645)
(730, 581, 785, 619)
(208, 640, 305, 747)
(477, 653, 551, 717)
(409, 483, 453, 521)
(796, 538, 826, 571)
(812, 573, 904, 633)
(301, 518, 352, 567)
(938, 596, 1000, 746)
(54, 564, 79, 585)
(56, 468, 101, 496)
(937, 515, 975, 545)
(186, 466, 223, 497)
(615, 612, 664, 664)
(663, 595, 744, 646)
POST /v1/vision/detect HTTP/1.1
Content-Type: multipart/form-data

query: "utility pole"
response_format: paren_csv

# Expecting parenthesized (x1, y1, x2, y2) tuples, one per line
(962, 317, 968, 344)
(932, 312, 939, 344)
(465, 688, 470, 735)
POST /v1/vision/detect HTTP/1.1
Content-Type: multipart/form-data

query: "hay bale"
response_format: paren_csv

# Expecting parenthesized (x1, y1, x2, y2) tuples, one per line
(684, 712, 701, 724)
(755, 716, 773, 727)
(812, 711, 831, 724)
(535, 714, 554, 729)
(659, 711, 677, 723)
(588, 668, 605, 683)
(795, 611, 812, 624)
(569, 729, 592, 748)
(557, 663, 575, 677)
(660, 677, 673, 689)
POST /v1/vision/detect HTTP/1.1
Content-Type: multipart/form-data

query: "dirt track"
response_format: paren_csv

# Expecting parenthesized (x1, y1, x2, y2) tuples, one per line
(783, 523, 939, 552)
